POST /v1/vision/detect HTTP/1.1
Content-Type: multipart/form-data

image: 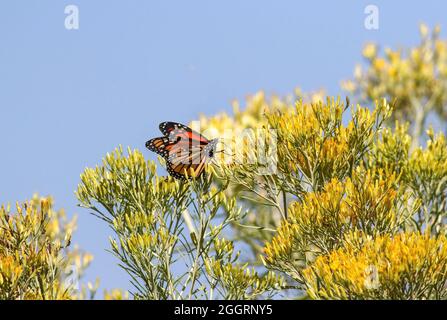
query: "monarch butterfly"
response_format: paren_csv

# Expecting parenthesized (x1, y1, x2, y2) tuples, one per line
(145, 122, 218, 180)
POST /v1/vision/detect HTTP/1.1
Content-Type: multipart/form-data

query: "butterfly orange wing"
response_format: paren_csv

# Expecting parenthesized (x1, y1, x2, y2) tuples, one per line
(146, 122, 213, 179)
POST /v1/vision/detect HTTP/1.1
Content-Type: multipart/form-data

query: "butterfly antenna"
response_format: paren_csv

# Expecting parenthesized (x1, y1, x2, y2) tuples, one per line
(216, 149, 235, 157)
(217, 138, 234, 151)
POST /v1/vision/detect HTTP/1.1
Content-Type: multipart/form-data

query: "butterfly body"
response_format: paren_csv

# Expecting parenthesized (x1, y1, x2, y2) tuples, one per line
(146, 122, 218, 180)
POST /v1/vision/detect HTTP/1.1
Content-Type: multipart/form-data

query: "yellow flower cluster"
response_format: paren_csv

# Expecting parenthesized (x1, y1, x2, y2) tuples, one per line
(196, 89, 325, 137)
(405, 129, 447, 233)
(104, 289, 129, 300)
(263, 168, 411, 282)
(196, 94, 393, 271)
(195, 89, 327, 169)
(206, 237, 283, 299)
(303, 233, 447, 299)
(409, 129, 447, 185)
(370, 123, 446, 234)
(76, 146, 186, 223)
(206, 259, 283, 299)
(0, 256, 23, 290)
(0, 196, 92, 299)
(77, 147, 254, 299)
(266, 97, 391, 195)
(344, 24, 447, 140)
(369, 121, 412, 174)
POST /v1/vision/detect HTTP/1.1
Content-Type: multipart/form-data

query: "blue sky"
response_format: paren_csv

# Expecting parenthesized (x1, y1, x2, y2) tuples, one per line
(0, 1, 446, 295)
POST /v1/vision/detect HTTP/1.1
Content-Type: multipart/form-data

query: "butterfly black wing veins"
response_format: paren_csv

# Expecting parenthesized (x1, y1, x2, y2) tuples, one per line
(145, 137, 170, 158)
(146, 122, 218, 180)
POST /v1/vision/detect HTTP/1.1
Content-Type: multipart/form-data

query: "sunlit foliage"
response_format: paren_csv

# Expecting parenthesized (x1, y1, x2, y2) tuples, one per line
(371, 124, 447, 235)
(76, 147, 282, 299)
(302, 233, 447, 299)
(3, 25, 447, 301)
(0, 196, 92, 299)
(343, 24, 447, 146)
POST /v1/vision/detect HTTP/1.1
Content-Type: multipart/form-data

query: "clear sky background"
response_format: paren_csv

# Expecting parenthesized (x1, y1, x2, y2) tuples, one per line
(0, 1, 446, 295)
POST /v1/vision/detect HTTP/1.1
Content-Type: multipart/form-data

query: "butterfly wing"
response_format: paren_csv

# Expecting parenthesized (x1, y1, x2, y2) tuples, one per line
(159, 122, 210, 145)
(159, 122, 189, 136)
(145, 137, 171, 158)
(146, 123, 196, 158)
(147, 122, 215, 179)
(166, 145, 209, 179)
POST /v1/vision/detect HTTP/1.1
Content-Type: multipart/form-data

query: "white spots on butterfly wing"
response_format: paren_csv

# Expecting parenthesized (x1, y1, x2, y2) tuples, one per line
(149, 121, 215, 180)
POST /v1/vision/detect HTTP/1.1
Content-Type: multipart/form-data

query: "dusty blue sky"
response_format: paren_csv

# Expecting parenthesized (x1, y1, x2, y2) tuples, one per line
(0, 1, 446, 295)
